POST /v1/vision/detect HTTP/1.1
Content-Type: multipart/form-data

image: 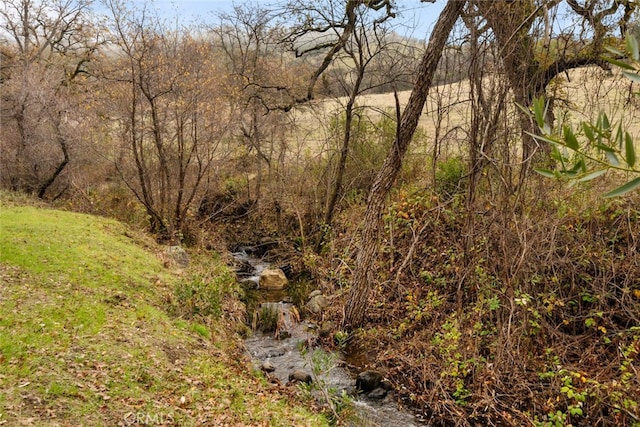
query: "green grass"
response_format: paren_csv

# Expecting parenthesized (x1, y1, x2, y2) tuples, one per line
(0, 191, 327, 426)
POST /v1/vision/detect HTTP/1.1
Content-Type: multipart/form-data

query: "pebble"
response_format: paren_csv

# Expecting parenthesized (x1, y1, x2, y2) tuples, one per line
(261, 361, 276, 373)
(288, 369, 313, 384)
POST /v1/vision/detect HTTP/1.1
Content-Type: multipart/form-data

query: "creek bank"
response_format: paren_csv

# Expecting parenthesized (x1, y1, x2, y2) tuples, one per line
(231, 246, 423, 426)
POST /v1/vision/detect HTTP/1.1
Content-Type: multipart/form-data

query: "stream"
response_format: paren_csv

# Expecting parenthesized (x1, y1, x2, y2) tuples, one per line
(232, 247, 422, 426)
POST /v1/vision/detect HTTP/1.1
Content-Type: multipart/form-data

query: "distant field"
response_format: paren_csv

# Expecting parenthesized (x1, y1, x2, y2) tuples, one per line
(290, 66, 640, 157)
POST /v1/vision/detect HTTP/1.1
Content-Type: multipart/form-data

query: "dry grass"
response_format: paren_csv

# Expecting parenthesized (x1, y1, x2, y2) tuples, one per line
(290, 66, 640, 158)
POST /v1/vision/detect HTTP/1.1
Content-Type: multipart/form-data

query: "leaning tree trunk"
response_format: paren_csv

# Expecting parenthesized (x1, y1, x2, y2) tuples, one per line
(343, 0, 467, 329)
(37, 131, 69, 199)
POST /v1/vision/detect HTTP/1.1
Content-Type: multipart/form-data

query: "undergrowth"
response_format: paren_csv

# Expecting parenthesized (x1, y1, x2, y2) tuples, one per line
(315, 184, 640, 426)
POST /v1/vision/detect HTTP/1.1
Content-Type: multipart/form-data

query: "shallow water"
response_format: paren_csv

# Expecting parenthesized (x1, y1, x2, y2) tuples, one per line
(234, 250, 422, 426)
(244, 300, 421, 426)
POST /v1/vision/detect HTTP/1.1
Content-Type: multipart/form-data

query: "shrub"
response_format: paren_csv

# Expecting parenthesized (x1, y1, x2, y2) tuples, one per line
(435, 156, 467, 198)
(253, 304, 280, 333)
(171, 269, 235, 320)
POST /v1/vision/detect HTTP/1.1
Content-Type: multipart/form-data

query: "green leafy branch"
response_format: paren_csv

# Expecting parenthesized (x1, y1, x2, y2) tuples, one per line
(521, 33, 640, 198)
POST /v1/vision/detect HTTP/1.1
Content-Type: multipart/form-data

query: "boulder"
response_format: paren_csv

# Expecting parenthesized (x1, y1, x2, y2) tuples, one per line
(356, 370, 383, 392)
(288, 369, 312, 384)
(261, 361, 276, 373)
(367, 387, 388, 400)
(259, 269, 288, 290)
(306, 294, 330, 314)
(165, 246, 189, 268)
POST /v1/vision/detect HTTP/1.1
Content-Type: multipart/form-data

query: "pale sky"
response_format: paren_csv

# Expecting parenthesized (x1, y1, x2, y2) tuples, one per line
(152, 0, 236, 17)
(143, 0, 445, 39)
(95, 1, 582, 40)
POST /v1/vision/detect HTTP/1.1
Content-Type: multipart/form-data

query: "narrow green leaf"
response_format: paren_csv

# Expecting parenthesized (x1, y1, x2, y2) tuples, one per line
(604, 177, 640, 198)
(535, 168, 557, 178)
(568, 162, 581, 173)
(568, 158, 586, 174)
(626, 34, 639, 61)
(533, 97, 547, 130)
(582, 122, 595, 142)
(577, 169, 607, 182)
(595, 143, 615, 153)
(563, 125, 580, 150)
(606, 151, 619, 166)
(601, 113, 610, 131)
(615, 124, 624, 150)
(595, 114, 604, 137)
(625, 132, 636, 168)
(605, 46, 625, 57)
(603, 56, 635, 70)
(622, 70, 640, 84)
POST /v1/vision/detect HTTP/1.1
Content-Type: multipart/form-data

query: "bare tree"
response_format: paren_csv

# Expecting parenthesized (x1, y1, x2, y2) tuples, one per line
(281, 0, 396, 101)
(280, 0, 416, 251)
(99, 0, 232, 240)
(0, 0, 98, 198)
(210, 5, 305, 207)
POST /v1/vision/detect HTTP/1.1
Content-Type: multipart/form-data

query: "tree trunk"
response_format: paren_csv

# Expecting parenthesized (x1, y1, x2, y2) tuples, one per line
(316, 59, 365, 253)
(473, 1, 543, 183)
(38, 127, 69, 199)
(343, 0, 467, 329)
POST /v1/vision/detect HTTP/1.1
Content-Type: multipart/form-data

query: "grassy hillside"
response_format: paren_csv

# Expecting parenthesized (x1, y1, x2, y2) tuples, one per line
(0, 192, 327, 426)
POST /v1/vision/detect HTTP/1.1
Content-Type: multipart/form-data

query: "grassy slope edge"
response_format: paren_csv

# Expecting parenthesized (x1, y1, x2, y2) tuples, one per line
(0, 192, 326, 426)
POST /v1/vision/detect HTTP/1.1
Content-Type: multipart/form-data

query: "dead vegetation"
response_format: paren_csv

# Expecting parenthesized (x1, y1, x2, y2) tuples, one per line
(305, 182, 640, 426)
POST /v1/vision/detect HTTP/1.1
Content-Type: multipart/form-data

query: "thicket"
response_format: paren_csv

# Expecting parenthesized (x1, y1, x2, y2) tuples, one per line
(228, 45, 640, 426)
(213, 99, 640, 426)
(322, 185, 640, 426)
